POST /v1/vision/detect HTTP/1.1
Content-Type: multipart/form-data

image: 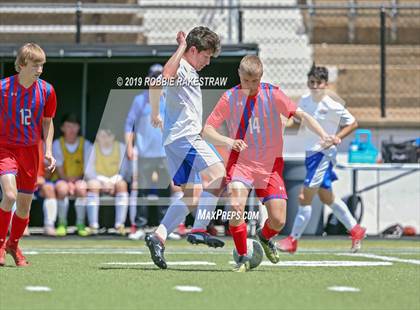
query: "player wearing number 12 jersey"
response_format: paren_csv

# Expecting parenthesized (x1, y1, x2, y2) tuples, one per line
(0, 43, 57, 267)
(204, 55, 333, 271)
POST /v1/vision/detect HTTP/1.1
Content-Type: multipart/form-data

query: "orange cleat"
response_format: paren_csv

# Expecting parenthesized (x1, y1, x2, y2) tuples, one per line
(350, 224, 366, 253)
(277, 236, 298, 254)
(6, 242, 30, 267)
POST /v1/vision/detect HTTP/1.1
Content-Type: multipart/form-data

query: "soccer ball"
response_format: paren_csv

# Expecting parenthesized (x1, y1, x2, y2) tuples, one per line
(232, 238, 264, 269)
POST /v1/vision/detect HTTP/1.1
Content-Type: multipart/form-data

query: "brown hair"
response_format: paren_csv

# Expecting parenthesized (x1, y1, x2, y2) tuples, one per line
(15, 43, 46, 72)
(186, 26, 221, 57)
(239, 55, 263, 77)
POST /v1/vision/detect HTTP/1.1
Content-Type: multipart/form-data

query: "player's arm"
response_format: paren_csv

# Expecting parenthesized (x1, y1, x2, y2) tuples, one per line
(294, 109, 335, 146)
(203, 125, 247, 152)
(42, 117, 56, 172)
(335, 106, 358, 143)
(162, 31, 187, 78)
(149, 85, 163, 129)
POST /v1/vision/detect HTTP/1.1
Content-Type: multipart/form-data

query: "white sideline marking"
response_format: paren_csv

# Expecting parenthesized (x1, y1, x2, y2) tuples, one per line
(103, 261, 216, 266)
(337, 253, 420, 265)
(25, 286, 51, 292)
(328, 286, 360, 292)
(229, 260, 393, 267)
(174, 286, 203, 292)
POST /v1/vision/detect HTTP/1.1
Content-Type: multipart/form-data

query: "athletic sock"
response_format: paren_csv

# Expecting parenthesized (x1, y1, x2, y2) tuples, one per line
(291, 205, 312, 240)
(229, 222, 248, 256)
(156, 199, 189, 241)
(8, 213, 30, 246)
(43, 198, 57, 227)
(57, 197, 69, 225)
(261, 219, 280, 240)
(86, 192, 99, 228)
(192, 191, 218, 231)
(115, 192, 128, 227)
(329, 198, 357, 231)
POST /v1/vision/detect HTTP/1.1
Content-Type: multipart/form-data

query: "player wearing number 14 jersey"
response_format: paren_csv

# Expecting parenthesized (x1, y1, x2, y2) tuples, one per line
(204, 55, 333, 271)
(0, 43, 57, 267)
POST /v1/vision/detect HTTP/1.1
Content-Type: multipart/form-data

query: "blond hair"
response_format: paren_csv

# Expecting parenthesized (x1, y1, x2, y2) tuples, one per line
(15, 43, 46, 72)
(239, 55, 263, 77)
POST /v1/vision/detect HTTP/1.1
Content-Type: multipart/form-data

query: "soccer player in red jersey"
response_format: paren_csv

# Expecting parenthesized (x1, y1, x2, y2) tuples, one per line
(0, 43, 57, 267)
(204, 55, 334, 271)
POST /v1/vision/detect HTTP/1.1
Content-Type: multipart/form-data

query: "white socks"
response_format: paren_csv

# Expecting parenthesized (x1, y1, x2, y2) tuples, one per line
(43, 198, 57, 227)
(86, 192, 99, 228)
(192, 191, 218, 230)
(156, 198, 189, 241)
(329, 198, 357, 231)
(129, 190, 138, 226)
(291, 205, 312, 240)
(115, 192, 128, 228)
(57, 197, 69, 225)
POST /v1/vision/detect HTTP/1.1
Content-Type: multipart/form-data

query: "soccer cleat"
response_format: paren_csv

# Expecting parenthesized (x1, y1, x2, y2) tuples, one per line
(5, 242, 29, 267)
(130, 224, 137, 235)
(145, 233, 167, 269)
(186, 231, 225, 248)
(0, 243, 6, 266)
(128, 228, 145, 240)
(277, 236, 298, 254)
(167, 232, 181, 240)
(76, 224, 89, 237)
(176, 223, 187, 236)
(232, 255, 251, 272)
(116, 225, 126, 236)
(56, 224, 67, 237)
(256, 228, 280, 264)
(350, 224, 366, 253)
(43, 226, 56, 237)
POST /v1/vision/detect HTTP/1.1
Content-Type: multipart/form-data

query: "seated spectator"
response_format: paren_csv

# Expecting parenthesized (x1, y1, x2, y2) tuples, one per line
(52, 113, 92, 237)
(85, 128, 129, 235)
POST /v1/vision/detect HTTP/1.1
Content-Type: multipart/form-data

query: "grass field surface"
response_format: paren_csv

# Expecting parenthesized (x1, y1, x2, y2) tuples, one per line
(1, 237, 419, 310)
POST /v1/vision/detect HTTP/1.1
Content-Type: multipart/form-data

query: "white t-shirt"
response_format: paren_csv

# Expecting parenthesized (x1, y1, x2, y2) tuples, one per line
(52, 137, 92, 168)
(298, 93, 355, 152)
(163, 58, 203, 145)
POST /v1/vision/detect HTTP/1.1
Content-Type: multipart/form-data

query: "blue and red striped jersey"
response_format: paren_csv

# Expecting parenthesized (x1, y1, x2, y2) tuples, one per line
(0, 75, 57, 147)
(206, 83, 296, 166)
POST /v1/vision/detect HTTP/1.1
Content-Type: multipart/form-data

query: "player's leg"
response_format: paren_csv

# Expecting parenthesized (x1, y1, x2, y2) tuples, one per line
(257, 198, 287, 264)
(40, 182, 57, 236)
(114, 179, 129, 235)
(146, 183, 198, 269)
(55, 180, 70, 236)
(0, 174, 18, 266)
(228, 181, 251, 272)
(73, 180, 88, 236)
(277, 186, 317, 254)
(319, 188, 366, 252)
(86, 179, 101, 234)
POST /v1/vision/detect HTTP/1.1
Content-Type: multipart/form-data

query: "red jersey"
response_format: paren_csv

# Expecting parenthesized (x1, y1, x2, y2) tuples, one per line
(206, 83, 296, 169)
(0, 75, 57, 147)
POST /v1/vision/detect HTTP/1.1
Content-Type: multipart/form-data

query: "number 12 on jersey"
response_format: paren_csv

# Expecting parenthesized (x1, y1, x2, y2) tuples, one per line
(20, 108, 32, 126)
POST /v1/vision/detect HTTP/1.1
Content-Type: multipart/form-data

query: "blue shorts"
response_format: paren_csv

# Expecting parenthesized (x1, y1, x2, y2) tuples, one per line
(303, 151, 338, 190)
(164, 135, 223, 186)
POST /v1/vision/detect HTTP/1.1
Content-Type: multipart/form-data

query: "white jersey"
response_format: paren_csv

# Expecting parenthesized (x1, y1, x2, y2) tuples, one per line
(163, 58, 203, 146)
(298, 93, 355, 152)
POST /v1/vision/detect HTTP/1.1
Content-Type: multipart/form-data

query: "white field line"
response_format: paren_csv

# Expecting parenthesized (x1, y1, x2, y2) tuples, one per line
(174, 286, 203, 292)
(328, 286, 360, 292)
(336, 253, 420, 265)
(23, 248, 420, 255)
(102, 261, 216, 266)
(229, 260, 393, 267)
(25, 286, 52, 292)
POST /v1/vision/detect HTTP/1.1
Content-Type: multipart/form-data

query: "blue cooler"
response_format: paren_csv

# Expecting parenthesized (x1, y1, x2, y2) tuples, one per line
(348, 129, 378, 163)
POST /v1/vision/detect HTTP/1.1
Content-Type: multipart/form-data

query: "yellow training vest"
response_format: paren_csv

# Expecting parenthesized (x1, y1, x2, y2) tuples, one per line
(52, 137, 85, 180)
(94, 141, 121, 177)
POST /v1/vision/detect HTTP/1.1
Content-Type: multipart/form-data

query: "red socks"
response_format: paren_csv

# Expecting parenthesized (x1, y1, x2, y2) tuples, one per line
(229, 222, 248, 256)
(261, 219, 280, 240)
(0, 208, 13, 246)
(8, 213, 30, 247)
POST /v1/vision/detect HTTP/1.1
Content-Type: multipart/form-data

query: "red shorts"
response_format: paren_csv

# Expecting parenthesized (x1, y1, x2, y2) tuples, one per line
(0, 145, 39, 193)
(226, 156, 287, 203)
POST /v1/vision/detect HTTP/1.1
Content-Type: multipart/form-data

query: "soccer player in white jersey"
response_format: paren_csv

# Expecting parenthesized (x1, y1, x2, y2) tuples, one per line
(277, 64, 366, 254)
(145, 26, 226, 269)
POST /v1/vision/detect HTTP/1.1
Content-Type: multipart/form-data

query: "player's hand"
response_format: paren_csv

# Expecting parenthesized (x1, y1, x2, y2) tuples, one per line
(151, 114, 163, 129)
(331, 135, 342, 145)
(320, 135, 335, 149)
(44, 152, 56, 173)
(176, 31, 187, 47)
(230, 139, 248, 152)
